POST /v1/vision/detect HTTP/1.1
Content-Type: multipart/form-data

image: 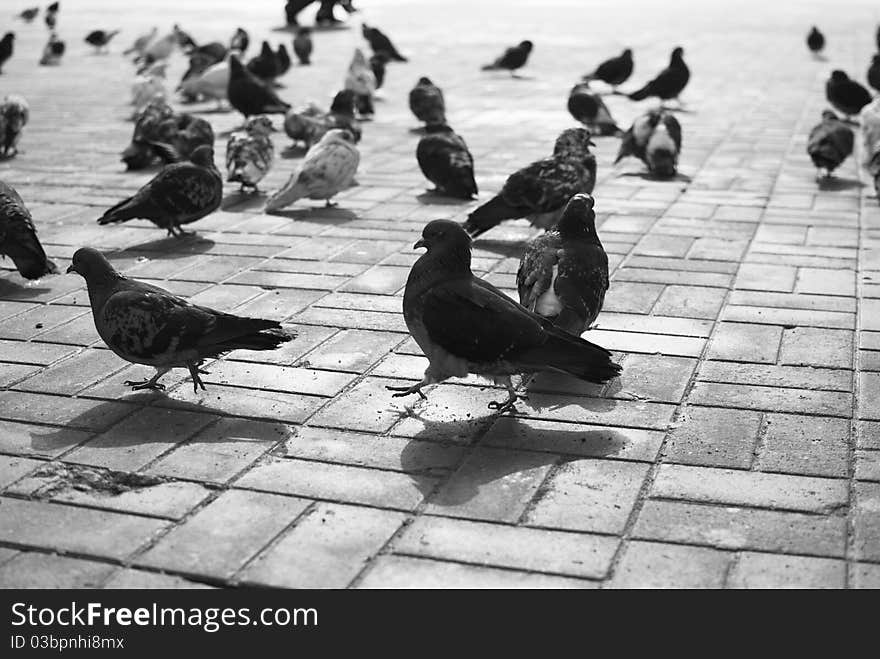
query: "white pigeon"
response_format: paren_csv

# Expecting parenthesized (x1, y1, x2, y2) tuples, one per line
(860, 98, 880, 172)
(130, 62, 168, 116)
(124, 27, 157, 57)
(265, 128, 359, 210)
(178, 59, 229, 106)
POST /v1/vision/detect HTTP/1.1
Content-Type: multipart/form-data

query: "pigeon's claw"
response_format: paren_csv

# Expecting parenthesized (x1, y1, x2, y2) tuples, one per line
(386, 383, 428, 400)
(187, 363, 208, 392)
(124, 379, 167, 391)
(487, 394, 519, 415)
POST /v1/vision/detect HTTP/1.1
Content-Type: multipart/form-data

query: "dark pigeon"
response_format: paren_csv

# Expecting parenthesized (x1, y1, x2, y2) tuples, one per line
(807, 26, 825, 53)
(370, 52, 389, 89)
(583, 48, 633, 89)
(482, 40, 533, 76)
(567, 83, 622, 136)
(84, 29, 119, 53)
(0, 180, 58, 279)
(386, 219, 621, 413)
(362, 23, 406, 61)
(807, 110, 854, 176)
(464, 127, 597, 238)
(416, 124, 478, 199)
(868, 55, 880, 94)
(409, 77, 446, 126)
(826, 70, 872, 119)
(228, 55, 291, 117)
(628, 46, 689, 103)
(293, 27, 313, 65)
(0, 33, 15, 74)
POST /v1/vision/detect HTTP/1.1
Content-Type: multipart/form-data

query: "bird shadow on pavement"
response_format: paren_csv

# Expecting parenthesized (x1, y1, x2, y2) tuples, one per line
(107, 234, 216, 259)
(267, 207, 358, 222)
(221, 192, 267, 212)
(817, 176, 864, 191)
(281, 145, 309, 159)
(0, 276, 54, 300)
(415, 191, 473, 205)
(617, 171, 692, 183)
(467, 238, 531, 259)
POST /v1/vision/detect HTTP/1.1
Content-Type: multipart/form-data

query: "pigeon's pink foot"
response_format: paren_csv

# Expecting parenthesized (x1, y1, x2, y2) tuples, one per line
(386, 383, 427, 400)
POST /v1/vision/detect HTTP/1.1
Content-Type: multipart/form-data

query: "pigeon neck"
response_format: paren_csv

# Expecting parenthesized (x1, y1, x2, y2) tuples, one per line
(409, 245, 472, 290)
(85, 271, 125, 310)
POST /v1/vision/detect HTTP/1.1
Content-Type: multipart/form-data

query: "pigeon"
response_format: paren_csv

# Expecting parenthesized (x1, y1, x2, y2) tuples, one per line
(124, 103, 214, 170)
(416, 124, 477, 199)
(179, 50, 224, 99)
(516, 194, 607, 336)
(130, 63, 168, 117)
(293, 27, 312, 65)
(85, 29, 119, 53)
(315, 0, 345, 26)
(137, 31, 177, 68)
(98, 144, 222, 237)
(387, 219, 621, 413)
(860, 98, 880, 171)
(172, 24, 198, 53)
(247, 41, 280, 82)
(0, 33, 15, 74)
(226, 115, 275, 193)
(567, 83, 622, 136)
(283, 90, 361, 148)
(44, 2, 58, 30)
(362, 23, 406, 61)
(464, 127, 597, 238)
(230, 27, 249, 55)
(481, 40, 533, 76)
(178, 58, 229, 106)
(0, 95, 30, 158)
(0, 180, 57, 280)
(344, 48, 376, 117)
(122, 97, 176, 169)
(228, 55, 290, 117)
(807, 110, 854, 177)
(868, 55, 880, 94)
(628, 46, 689, 104)
(409, 77, 446, 127)
(806, 26, 825, 54)
(39, 31, 65, 66)
(582, 48, 633, 90)
(615, 108, 682, 177)
(370, 52, 389, 89)
(67, 247, 294, 393)
(17, 8, 39, 22)
(123, 26, 157, 57)
(826, 70, 872, 119)
(266, 128, 359, 210)
(187, 41, 227, 64)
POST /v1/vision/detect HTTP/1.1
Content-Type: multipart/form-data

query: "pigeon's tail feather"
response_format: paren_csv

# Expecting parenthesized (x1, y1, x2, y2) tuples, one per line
(463, 195, 524, 237)
(212, 324, 294, 353)
(481, 63, 499, 71)
(627, 85, 651, 101)
(98, 196, 148, 225)
(264, 179, 308, 211)
(521, 330, 621, 384)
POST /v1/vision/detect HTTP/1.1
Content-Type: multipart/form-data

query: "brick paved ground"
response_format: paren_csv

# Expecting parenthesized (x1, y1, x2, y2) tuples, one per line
(0, 0, 878, 588)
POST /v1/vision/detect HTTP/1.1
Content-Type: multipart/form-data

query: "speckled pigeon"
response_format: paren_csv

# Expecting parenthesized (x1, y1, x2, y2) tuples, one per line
(517, 194, 607, 336)
(387, 219, 621, 413)
(67, 247, 294, 392)
(807, 110, 854, 176)
(98, 144, 222, 237)
(463, 127, 596, 238)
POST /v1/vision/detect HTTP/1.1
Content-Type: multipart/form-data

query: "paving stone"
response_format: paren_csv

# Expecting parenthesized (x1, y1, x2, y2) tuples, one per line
(652, 285, 727, 320)
(136, 490, 309, 579)
(0, 553, 117, 588)
(104, 569, 215, 589)
(394, 516, 619, 579)
(0, 497, 167, 560)
(707, 322, 781, 364)
(632, 500, 846, 557)
(779, 327, 853, 369)
(652, 464, 847, 513)
(689, 381, 851, 417)
(609, 541, 730, 588)
(853, 482, 880, 562)
(757, 413, 850, 478)
(358, 555, 595, 589)
(727, 552, 845, 588)
(241, 503, 404, 588)
(664, 406, 763, 468)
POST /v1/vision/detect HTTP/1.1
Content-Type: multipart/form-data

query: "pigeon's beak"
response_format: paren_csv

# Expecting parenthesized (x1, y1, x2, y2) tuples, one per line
(413, 238, 427, 250)
(65, 264, 78, 275)
(587, 138, 596, 147)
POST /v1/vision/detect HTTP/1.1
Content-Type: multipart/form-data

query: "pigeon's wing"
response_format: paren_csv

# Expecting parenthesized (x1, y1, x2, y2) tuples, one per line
(421, 278, 547, 363)
(501, 157, 583, 213)
(101, 286, 276, 361)
(553, 243, 609, 330)
(495, 46, 519, 68)
(516, 233, 561, 311)
(226, 133, 246, 170)
(137, 163, 220, 216)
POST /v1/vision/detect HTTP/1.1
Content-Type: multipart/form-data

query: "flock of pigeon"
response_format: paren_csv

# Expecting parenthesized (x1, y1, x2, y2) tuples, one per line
(0, 5, 873, 414)
(806, 24, 880, 191)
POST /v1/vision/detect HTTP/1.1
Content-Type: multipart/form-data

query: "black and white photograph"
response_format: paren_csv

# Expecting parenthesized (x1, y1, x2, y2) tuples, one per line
(0, 0, 877, 606)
